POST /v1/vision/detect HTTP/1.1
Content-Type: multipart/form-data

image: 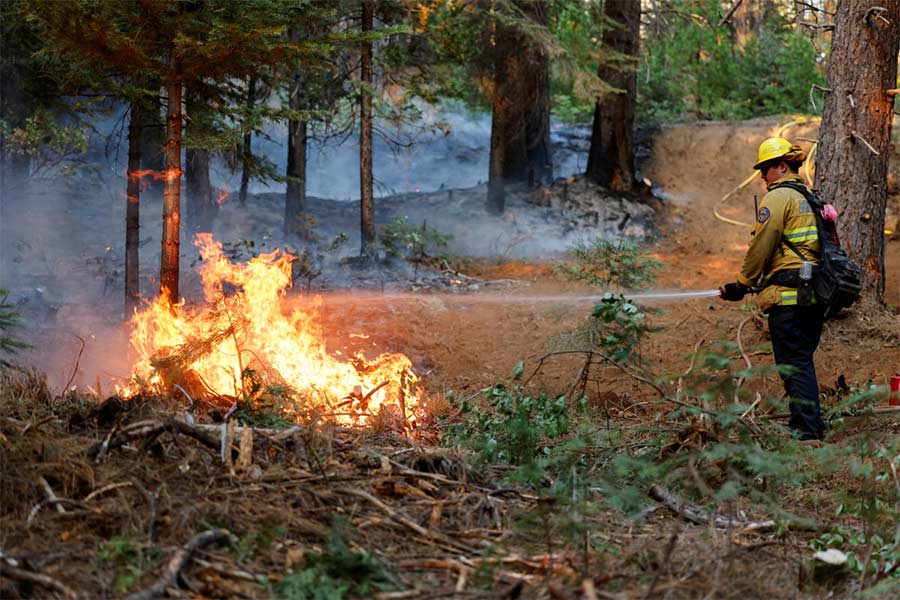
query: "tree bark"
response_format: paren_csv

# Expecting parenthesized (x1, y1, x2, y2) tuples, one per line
(585, 0, 640, 193)
(185, 147, 213, 231)
(239, 78, 256, 206)
(524, 0, 552, 187)
(486, 0, 546, 213)
(160, 81, 183, 303)
(359, 0, 376, 257)
(140, 91, 166, 194)
(813, 0, 899, 304)
(284, 25, 307, 237)
(184, 89, 215, 233)
(125, 101, 142, 316)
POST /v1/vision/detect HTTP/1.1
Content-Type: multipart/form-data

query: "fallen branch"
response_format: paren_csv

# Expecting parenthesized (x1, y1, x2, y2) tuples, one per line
(591, 350, 669, 398)
(342, 487, 431, 536)
(86, 418, 219, 458)
(124, 529, 230, 600)
(190, 556, 269, 585)
(648, 485, 834, 533)
(62, 333, 86, 395)
(20, 415, 58, 435)
(84, 481, 133, 502)
(94, 424, 118, 463)
(522, 350, 588, 387)
(130, 478, 160, 542)
(27, 498, 91, 528)
(0, 556, 77, 599)
(340, 488, 474, 553)
(39, 476, 66, 514)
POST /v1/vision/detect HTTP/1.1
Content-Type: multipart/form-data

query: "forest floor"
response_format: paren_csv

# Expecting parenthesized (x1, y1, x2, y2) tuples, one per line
(2, 117, 900, 599)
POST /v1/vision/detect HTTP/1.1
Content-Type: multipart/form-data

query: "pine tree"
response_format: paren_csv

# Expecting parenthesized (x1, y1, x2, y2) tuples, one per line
(585, 0, 640, 192)
(28, 0, 306, 304)
(813, 0, 900, 303)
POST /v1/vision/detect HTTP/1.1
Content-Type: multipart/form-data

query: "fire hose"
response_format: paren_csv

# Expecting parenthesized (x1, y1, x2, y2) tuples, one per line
(712, 116, 894, 235)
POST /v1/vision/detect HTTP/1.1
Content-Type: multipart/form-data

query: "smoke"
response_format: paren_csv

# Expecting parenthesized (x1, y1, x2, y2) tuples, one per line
(217, 101, 589, 199)
(0, 101, 599, 391)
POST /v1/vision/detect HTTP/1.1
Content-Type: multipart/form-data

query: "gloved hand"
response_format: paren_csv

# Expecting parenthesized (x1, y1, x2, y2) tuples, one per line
(719, 282, 748, 301)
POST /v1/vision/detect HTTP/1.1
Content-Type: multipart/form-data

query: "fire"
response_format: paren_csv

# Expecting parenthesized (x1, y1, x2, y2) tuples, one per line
(121, 234, 420, 428)
(128, 168, 183, 182)
(214, 187, 230, 206)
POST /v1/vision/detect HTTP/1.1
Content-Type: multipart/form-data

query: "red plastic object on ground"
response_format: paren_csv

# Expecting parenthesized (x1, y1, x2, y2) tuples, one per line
(891, 375, 900, 406)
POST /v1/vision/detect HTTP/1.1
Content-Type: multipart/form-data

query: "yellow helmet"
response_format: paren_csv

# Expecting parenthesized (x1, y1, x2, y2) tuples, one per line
(753, 137, 793, 170)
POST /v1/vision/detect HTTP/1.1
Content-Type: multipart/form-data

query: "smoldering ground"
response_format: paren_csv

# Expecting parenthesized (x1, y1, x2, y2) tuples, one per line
(0, 104, 657, 392)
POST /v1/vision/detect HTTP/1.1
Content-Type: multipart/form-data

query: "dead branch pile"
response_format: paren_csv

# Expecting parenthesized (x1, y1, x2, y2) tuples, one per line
(2, 372, 891, 599)
(0, 393, 567, 599)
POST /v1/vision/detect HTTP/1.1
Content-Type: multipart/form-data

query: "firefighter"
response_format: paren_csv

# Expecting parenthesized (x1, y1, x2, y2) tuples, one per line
(719, 137, 826, 443)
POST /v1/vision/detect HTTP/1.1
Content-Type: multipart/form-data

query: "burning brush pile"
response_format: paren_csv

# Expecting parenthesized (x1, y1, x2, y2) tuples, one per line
(119, 234, 421, 430)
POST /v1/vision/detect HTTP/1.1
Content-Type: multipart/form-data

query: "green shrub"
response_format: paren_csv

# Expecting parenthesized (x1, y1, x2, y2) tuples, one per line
(638, 0, 825, 122)
(445, 363, 580, 475)
(380, 217, 451, 261)
(276, 520, 396, 600)
(555, 239, 661, 363)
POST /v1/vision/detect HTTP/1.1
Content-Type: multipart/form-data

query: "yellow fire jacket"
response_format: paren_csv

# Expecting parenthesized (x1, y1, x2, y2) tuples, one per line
(736, 174, 821, 311)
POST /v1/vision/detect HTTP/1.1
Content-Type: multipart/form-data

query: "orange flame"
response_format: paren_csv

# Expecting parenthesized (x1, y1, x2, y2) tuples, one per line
(214, 187, 230, 206)
(120, 234, 420, 427)
(127, 168, 183, 182)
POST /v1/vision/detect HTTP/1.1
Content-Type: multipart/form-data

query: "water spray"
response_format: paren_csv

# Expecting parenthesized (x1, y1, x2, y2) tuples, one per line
(313, 289, 723, 306)
(627, 289, 722, 301)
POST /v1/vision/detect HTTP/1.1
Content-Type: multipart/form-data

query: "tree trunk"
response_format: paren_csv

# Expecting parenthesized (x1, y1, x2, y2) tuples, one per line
(160, 81, 183, 303)
(185, 147, 213, 231)
(486, 3, 531, 213)
(524, 0, 552, 187)
(185, 90, 215, 232)
(487, 102, 509, 214)
(284, 25, 307, 237)
(586, 0, 640, 193)
(359, 0, 376, 257)
(125, 101, 142, 316)
(731, 0, 770, 50)
(239, 78, 256, 206)
(140, 91, 166, 194)
(813, 0, 899, 304)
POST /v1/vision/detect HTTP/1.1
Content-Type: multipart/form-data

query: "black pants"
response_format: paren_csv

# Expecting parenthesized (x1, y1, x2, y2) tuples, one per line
(767, 305, 827, 440)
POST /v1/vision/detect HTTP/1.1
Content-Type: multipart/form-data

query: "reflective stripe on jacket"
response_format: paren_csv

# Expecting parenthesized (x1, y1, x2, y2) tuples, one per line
(736, 174, 821, 311)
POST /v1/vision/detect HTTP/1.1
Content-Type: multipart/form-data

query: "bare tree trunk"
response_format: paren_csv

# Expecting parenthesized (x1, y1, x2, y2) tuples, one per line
(585, 0, 640, 192)
(185, 147, 213, 231)
(284, 25, 307, 238)
(125, 101, 142, 316)
(487, 103, 508, 214)
(813, 0, 899, 304)
(359, 0, 376, 257)
(524, 0, 552, 187)
(160, 81, 183, 303)
(140, 91, 166, 194)
(239, 78, 256, 206)
(184, 90, 215, 233)
(486, 3, 530, 213)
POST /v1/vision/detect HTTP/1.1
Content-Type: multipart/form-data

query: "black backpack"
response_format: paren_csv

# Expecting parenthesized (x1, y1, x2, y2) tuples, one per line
(772, 181, 862, 314)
